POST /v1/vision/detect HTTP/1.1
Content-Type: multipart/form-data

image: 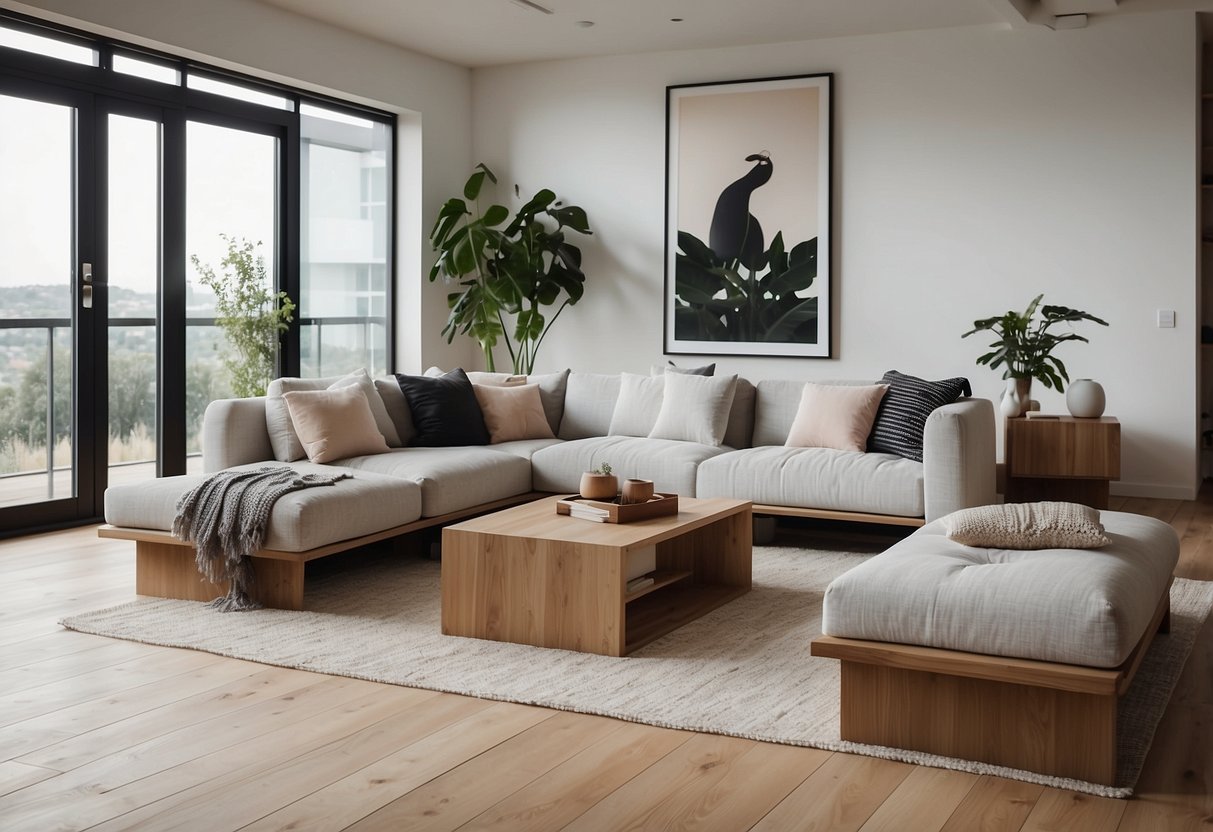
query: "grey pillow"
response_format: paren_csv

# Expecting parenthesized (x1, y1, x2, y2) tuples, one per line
(608, 373, 665, 437)
(649, 373, 738, 446)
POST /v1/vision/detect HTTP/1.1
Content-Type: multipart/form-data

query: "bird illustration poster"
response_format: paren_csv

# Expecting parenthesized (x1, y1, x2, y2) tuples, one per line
(665, 74, 832, 357)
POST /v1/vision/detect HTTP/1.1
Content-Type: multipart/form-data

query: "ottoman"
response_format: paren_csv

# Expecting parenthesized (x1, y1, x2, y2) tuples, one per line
(811, 509, 1179, 785)
(101, 462, 423, 610)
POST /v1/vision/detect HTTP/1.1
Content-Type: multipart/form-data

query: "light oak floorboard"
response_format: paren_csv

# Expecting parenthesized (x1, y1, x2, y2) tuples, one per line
(0, 488, 1210, 831)
(939, 776, 1044, 832)
(859, 767, 980, 831)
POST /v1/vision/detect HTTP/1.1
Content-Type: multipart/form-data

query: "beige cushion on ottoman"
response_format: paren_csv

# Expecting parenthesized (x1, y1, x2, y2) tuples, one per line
(821, 509, 1179, 668)
(104, 461, 423, 552)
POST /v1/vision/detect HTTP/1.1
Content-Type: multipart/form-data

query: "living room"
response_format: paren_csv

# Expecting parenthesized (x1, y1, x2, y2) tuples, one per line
(1, 0, 1212, 829)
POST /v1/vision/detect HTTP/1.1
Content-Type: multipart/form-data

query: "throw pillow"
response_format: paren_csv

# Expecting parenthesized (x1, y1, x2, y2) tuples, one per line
(607, 373, 665, 437)
(373, 376, 416, 446)
(943, 502, 1109, 549)
(266, 369, 401, 461)
(785, 382, 889, 452)
(648, 372, 739, 446)
(282, 386, 390, 464)
(650, 361, 716, 377)
(867, 370, 972, 462)
(470, 368, 570, 434)
(472, 383, 556, 444)
(394, 368, 490, 447)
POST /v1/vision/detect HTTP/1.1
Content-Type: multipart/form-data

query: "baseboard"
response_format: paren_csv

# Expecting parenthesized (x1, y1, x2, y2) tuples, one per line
(1110, 482, 1199, 501)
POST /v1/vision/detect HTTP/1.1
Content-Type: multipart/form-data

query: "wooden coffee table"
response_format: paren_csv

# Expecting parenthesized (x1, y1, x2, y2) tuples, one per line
(441, 496, 752, 656)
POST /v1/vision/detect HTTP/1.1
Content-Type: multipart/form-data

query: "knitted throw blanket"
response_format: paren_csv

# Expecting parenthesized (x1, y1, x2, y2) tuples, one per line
(172, 466, 352, 612)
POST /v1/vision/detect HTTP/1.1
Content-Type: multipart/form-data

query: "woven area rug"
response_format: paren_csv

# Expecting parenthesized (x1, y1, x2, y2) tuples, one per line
(61, 542, 1213, 798)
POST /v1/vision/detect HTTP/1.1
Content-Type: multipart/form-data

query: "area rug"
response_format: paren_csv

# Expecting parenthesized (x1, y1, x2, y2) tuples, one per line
(61, 542, 1213, 798)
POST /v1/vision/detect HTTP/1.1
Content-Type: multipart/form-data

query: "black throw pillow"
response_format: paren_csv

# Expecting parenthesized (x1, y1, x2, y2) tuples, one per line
(393, 368, 490, 447)
(867, 370, 972, 462)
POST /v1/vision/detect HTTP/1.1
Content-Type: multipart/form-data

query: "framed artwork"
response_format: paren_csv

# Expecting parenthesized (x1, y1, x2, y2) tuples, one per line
(664, 73, 833, 358)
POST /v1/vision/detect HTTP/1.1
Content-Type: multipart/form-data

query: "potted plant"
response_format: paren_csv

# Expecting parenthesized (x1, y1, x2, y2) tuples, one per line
(190, 235, 296, 398)
(961, 294, 1107, 417)
(429, 163, 592, 374)
(579, 462, 617, 501)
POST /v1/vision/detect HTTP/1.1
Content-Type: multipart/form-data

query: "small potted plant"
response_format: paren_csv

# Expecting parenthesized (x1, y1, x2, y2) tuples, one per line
(961, 294, 1107, 417)
(580, 462, 617, 501)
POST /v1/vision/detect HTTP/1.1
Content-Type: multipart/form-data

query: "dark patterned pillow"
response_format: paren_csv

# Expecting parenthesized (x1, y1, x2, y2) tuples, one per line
(867, 371, 971, 462)
(393, 368, 490, 447)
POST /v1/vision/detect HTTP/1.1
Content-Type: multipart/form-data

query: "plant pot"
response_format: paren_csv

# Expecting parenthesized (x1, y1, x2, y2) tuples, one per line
(1066, 379, 1106, 419)
(579, 473, 618, 501)
(621, 478, 654, 505)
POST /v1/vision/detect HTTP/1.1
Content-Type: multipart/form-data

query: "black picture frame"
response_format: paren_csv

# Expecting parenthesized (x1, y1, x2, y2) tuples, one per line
(664, 73, 833, 358)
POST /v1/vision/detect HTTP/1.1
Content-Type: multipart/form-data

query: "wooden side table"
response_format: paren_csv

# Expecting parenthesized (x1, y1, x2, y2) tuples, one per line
(1004, 416, 1120, 509)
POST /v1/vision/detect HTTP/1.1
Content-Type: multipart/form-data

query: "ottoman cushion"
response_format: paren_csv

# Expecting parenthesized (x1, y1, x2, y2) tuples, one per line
(821, 509, 1179, 668)
(104, 461, 423, 552)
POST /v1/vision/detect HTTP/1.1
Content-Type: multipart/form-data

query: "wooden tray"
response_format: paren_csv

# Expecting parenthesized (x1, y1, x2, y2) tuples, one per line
(556, 493, 679, 523)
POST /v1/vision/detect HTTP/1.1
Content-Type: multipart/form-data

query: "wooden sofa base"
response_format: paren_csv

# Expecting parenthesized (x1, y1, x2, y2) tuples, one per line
(98, 492, 545, 611)
(752, 504, 925, 528)
(811, 580, 1171, 786)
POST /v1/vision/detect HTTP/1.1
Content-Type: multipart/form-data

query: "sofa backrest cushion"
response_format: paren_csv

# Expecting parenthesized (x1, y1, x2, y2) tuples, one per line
(723, 378, 756, 450)
(394, 368, 490, 447)
(608, 373, 665, 437)
(373, 376, 416, 446)
(558, 372, 622, 439)
(752, 379, 876, 447)
(283, 386, 391, 463)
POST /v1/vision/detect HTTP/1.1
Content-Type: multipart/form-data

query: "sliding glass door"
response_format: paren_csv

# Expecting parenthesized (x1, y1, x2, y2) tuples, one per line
(0, 81, 97, 525)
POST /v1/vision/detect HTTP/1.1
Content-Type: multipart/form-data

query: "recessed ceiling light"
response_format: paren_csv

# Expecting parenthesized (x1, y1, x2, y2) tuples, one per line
(670, 18, 684, 22)
(575, 20, 595, 28)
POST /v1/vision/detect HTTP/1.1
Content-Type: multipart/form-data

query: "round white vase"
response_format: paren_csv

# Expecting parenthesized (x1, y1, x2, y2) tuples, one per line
(1066, 379, 1106, 418)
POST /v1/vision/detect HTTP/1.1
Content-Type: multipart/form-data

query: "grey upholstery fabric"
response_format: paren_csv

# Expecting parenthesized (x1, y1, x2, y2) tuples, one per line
(531, 436, 728, 497)
(696, 445, 925, 517)
(821, 510, 1179, 668)
(722, 378, 756, 450)
(485, 437, 564, 459)
(922, 398, 997, 522)
(201, 397, 274, 473)
(374, 376, 416, 446)
(104, 461, 422, 551)
(558, 372, 621, 439)
(335, 447, 533, 516)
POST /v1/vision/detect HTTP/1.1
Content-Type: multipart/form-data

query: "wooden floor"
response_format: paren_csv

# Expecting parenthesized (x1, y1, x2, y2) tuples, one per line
(0, 494, 1211, 831)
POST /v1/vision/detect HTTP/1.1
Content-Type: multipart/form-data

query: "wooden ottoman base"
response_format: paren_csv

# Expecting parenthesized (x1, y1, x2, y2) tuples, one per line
(811, 581, 1171, 786)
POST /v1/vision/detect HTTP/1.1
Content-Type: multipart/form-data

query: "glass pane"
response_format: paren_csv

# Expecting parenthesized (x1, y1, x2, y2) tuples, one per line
(112, 53, 180, 85)
(0, 24, 96, 65)
(108, 114, 159, 485)
(300, 105, 390, 378)
(186, 120, 278, 455)
(0, 93, 75, 506)
(187, 74, 293, 111)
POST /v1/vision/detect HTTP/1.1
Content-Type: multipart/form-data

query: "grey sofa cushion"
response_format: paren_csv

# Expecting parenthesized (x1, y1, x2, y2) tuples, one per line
(103, 461, 422, 551)
(696, 445, 924, 517)
(821, 510, 1179, 668)
(335, 447, 533, 517)
(752, 379, 876, 447)
(531, 436, 728, 497)
(558, 372, 621, 439)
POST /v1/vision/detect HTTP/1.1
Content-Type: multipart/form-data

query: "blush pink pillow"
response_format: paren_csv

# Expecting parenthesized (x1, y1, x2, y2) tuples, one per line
(785, 382, 889, 452)
(282, 387, 390, 463)
(472, 382, 555, 444)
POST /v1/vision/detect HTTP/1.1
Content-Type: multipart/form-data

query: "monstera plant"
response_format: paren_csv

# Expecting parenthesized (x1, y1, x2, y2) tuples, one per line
(429, 164, 592, 374)
(674, 152, 819, 344)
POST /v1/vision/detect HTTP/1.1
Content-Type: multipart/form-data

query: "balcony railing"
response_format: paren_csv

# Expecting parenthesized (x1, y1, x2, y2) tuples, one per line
(0, 313, 386, 503)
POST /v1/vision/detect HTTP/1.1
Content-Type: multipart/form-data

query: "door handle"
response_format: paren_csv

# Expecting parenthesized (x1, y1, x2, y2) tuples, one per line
(82, 262, 93, 309)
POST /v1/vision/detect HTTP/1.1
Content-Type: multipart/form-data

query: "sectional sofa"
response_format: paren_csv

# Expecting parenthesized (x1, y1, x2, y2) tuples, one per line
(101, 367, 996, 608)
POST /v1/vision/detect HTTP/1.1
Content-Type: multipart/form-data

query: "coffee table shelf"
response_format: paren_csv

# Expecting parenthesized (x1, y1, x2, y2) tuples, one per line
(442, 496, 752, 656)
(625, 569, 692, 602)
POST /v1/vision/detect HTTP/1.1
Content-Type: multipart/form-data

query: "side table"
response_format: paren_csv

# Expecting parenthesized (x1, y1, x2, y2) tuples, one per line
(1004, 415, 1120, 509)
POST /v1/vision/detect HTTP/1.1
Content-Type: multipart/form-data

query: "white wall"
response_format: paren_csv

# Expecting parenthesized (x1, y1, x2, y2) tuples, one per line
(473, 14, 1201, 499)
(4, 0, 479, 374)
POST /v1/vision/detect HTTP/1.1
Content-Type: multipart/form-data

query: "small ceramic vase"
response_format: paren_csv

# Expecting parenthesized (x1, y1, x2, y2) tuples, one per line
(621, 478, 654, 505)
(1066, 379, 1106, 419)
(1000, 378, 1031, 418)
(579, 472, 618, 500)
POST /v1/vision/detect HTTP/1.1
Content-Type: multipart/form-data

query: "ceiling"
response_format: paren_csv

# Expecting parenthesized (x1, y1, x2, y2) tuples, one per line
(256, 0, 1213, 67)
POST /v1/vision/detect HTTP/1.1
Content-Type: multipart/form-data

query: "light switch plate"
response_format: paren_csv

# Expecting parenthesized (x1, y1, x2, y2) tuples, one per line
(1157, 309, 1176, 328)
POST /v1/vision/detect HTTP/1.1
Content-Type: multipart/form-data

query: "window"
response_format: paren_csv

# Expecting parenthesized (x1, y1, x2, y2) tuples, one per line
(0, 23, 95, 66)
(299, 103, 392, 377)
(112, 53, 179, 85)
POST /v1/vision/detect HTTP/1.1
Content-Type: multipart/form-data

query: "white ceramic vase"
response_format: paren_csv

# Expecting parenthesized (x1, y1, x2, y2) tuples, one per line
(1066, 378, 1106, 419)
(1000, 378, 1031, 418)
